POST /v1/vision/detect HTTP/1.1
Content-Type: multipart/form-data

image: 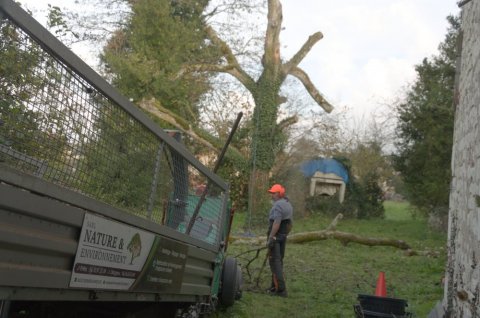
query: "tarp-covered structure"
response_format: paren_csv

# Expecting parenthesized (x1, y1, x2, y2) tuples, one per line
(300, 158, 349, 203)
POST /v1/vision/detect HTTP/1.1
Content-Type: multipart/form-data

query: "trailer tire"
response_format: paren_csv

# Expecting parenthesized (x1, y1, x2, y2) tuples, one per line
(220, 257, 238, 307)
(235, 265, 243, 300)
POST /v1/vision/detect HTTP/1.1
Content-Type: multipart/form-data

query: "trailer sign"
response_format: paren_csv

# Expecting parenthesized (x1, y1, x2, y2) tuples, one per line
(131, 236, 188, 293)
(70, 213, 155, 290)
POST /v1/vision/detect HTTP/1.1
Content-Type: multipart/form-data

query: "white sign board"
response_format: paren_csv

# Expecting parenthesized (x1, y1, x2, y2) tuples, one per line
(70, 213, 155, 290)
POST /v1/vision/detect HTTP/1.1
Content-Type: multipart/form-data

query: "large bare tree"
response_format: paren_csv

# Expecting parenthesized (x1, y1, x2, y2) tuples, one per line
(176, 0, 334, 223)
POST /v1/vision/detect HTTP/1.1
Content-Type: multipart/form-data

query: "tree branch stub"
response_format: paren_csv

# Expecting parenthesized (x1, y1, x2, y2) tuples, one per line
(289, 67, 334, 113)
(282, 31, 323, 75)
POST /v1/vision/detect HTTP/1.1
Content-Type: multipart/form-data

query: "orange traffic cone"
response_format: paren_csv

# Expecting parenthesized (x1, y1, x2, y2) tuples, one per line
(375, 271, 387, 297)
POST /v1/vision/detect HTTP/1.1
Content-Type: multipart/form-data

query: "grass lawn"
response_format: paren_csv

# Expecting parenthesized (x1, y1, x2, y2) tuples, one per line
(210, 201, 447, 317)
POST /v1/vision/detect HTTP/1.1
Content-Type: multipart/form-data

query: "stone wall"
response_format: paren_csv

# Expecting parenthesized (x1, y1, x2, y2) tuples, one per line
(445, 0, 480, 316)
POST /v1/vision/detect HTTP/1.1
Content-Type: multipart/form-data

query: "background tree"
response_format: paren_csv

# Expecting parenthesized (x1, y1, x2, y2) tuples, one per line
(101, 0, 217, 125)
(393, 15, 458, 221)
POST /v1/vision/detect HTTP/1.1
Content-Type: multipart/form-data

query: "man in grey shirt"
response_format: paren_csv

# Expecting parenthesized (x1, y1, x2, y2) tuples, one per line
(266, 184, 293, 297)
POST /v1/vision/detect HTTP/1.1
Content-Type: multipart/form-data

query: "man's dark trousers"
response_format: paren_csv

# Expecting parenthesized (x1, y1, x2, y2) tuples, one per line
(269, 234, 287, 292)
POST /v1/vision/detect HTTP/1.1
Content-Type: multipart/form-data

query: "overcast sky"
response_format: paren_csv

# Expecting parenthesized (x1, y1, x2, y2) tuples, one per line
(19, 0, 460, 122)
(279, 1, 460, 120)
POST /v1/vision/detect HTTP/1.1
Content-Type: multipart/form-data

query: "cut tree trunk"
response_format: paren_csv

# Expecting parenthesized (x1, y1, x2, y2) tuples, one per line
(230, 230, 411, 250)
(232, 213, 413, 251)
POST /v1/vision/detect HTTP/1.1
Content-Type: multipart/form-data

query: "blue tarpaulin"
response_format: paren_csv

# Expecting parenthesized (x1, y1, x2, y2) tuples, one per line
(300, 158, 349, 184)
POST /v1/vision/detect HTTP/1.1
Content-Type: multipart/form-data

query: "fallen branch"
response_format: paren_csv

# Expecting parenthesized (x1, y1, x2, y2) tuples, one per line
(230, 231, 410, 250)
(234, 246, 267, 283)
(137, 98, 246, 162)
(291, 230, 411, 249)
(404, 249, 441, 257)
(231, 214, 438, 293)
(255, 250, 269, 288)
(230, 213, 411, 250)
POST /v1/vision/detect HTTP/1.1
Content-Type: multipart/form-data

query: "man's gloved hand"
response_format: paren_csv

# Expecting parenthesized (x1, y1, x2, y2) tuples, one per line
(267, 236, 276, 249)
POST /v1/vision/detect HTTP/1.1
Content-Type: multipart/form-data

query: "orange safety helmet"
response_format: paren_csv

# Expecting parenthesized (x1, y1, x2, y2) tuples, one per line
(267, 184, 285, 196)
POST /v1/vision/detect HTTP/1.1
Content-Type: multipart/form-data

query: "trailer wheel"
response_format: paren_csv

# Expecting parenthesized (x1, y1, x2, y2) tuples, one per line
(220, 257, 238, 307)
(234, 265, 243, 300)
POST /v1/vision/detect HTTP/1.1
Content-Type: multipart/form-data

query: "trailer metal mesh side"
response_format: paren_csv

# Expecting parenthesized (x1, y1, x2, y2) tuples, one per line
(0, 3, 227, 246)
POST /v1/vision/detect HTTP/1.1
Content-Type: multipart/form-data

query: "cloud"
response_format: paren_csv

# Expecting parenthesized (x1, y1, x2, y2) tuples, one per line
(279, 0, 459, 119)
(349, 58, 416, 117)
